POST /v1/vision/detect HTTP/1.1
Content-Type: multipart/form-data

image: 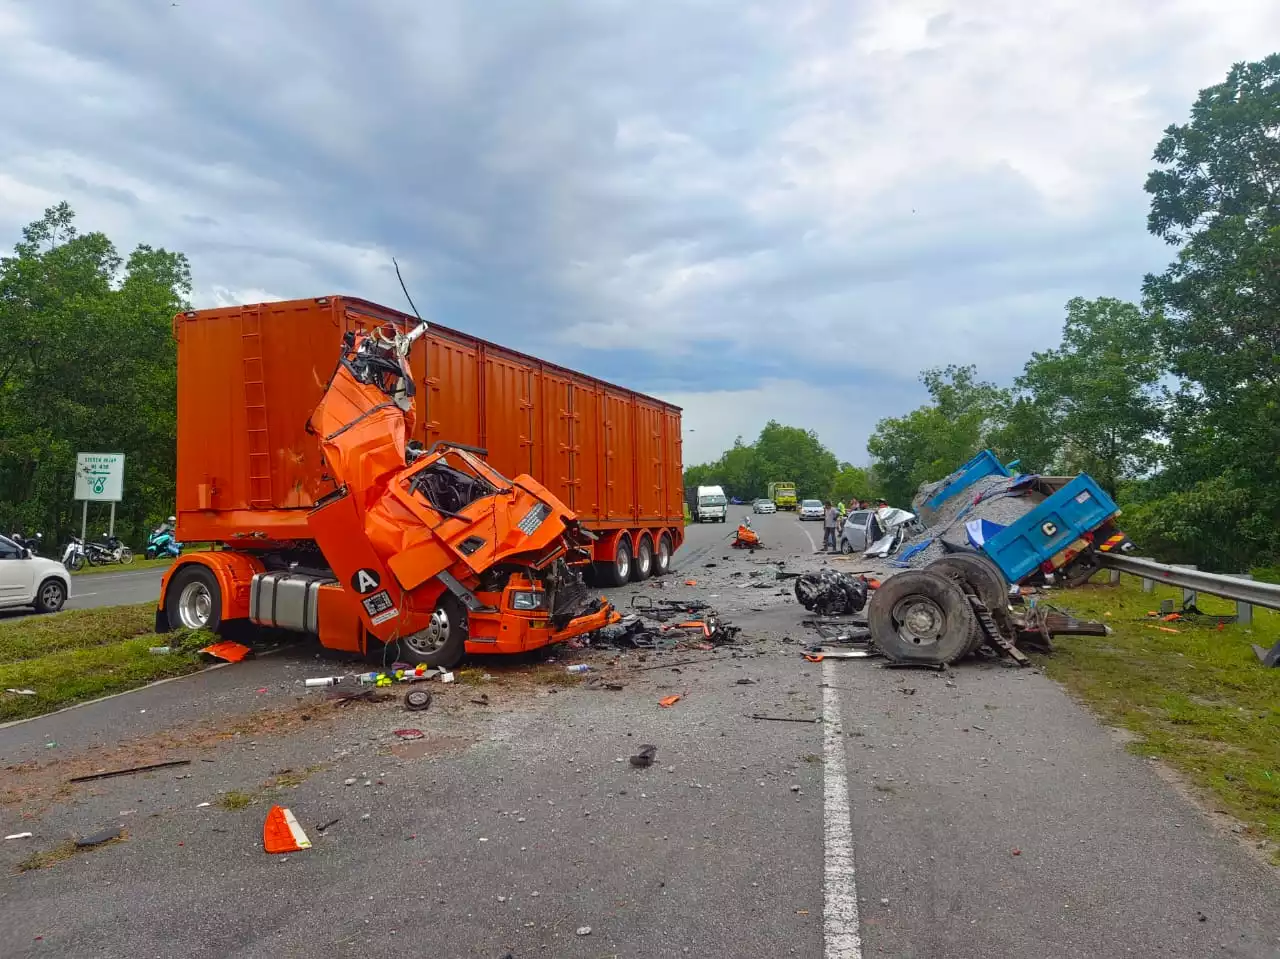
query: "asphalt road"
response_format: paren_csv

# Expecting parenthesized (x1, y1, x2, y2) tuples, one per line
(65, 565, 169, 610)
(2, 512, 1278, 958)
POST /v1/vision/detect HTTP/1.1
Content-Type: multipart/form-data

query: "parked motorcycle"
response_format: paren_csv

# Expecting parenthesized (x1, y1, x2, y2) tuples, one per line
(62, 536, 87, 572)
(145, 527, 182, 560)
(11, 532, 43, 555)
(85, 533, 134, 566)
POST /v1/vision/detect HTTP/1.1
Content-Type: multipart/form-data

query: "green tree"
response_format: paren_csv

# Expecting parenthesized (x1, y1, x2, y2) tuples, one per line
(754, 421, 839, 500)
(828, 464, 875, 505)
(1006, 297, 1165, 495)
(867, 365, 1008, 506)
(0, 204, 190, 547)
(1140, 53, 1280, 568)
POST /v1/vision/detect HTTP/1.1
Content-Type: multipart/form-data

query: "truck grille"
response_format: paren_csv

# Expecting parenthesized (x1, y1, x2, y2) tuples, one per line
(550, 576, 593, 630)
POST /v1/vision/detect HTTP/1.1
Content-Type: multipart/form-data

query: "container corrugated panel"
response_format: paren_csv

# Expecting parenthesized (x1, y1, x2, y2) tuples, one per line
(981, 474, 1119, 583)
(174, 296, 683, 541)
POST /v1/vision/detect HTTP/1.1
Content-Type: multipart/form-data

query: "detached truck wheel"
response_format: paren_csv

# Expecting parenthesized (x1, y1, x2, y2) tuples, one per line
(398, 595, 466, 668)
(867, 570, 976, 665)
(925, 553, 1013, 654)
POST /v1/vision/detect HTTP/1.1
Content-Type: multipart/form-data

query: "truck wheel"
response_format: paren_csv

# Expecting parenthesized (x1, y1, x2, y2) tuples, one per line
(867, 570, 975, 665)
(632, 537, 654, 581)
(166, 565, 223, 632)
(34, 578, 66, 614)
(605, 538, 632, 587)
(398, 595, 466, 668)
(925, 554, 1011, 654)
(655, 533, 673, 575)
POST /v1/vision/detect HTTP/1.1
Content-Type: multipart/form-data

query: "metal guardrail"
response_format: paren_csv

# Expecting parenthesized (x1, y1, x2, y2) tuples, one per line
(1097, 554, 1280, 613)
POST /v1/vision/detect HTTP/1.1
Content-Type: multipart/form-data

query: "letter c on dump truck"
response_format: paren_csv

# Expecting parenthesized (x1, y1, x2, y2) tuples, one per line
(155, 296, 685, 667)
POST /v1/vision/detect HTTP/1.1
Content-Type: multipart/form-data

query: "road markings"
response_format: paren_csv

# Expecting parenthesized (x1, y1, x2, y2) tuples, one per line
(823, 660, 863, 958)
(800, 524, 817, 553)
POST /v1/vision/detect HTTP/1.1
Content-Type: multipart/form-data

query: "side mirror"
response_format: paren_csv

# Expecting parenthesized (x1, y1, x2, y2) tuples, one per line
(22, 548, 32, 559)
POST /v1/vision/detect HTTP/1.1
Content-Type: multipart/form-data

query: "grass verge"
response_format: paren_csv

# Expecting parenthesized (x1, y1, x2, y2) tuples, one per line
(73, 556, 173, 576)
(1042, 578, 1280, 858)
(0, 604, 212, 723)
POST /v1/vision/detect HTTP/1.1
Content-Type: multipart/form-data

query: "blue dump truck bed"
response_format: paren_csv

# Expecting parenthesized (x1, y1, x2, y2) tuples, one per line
(979, 474, 1119, 583)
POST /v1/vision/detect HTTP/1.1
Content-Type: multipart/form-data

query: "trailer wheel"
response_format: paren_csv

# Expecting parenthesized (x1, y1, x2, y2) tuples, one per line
(655, 533, 673, 576)
(867, 570, 975, 665)
(603, 537, 633, 588)
(165, 565, 222, 633)
(398, 595, 466, 668)
(632, 536, 654, 581)
(925, 553, 1012, 654)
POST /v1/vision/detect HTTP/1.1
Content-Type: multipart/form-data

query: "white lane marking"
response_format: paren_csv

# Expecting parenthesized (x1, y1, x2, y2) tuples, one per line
(800, 524, 817, 552)
(70, 592, 98, 599)
(823, 660, 863, 958)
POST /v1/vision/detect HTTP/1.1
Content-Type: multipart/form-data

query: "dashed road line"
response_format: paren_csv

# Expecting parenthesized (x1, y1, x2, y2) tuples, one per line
(823, 661, 863, 958)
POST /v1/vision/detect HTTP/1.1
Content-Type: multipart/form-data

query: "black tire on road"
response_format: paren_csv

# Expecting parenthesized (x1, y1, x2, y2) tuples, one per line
(165, 565, 223, 633)
(396, 594, 466, 669)
(632, 537, 654, 581)
(604, 537, 632, 587)
(840, 540, 854, 555)
(655, 533, 673, 576)
(925, 553, 1012, 654)
(34, 578, 66, 614)
(867, 569, 976, 665)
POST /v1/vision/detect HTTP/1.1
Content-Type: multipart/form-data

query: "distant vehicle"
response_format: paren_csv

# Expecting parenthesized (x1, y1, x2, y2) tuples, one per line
(798, 499, 825, 521)
(686, 485, 728, 523)
(146, 527, 183, 560)
(85, 533, 133, 566)
(767, 481, 797, 511)
(0, 533, 70, 613)
(753, 499, 777, 514)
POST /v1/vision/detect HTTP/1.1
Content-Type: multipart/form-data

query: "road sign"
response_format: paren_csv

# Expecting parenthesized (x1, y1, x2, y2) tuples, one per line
(74, 453, 125, 503)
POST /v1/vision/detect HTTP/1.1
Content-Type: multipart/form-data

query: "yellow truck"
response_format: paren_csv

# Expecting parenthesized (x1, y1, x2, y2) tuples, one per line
(767, 481, 797, 511)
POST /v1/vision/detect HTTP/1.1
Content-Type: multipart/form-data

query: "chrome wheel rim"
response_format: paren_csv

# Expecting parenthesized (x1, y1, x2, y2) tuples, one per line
(616, 546, 631, 580)
(637, 544, 652, 576)
(891, 597, 945, 648)
(177, 581, 213, 629)
(404, 607, 451, 656)
(40, 582, 64, 609)
(657, 538, 671, 571)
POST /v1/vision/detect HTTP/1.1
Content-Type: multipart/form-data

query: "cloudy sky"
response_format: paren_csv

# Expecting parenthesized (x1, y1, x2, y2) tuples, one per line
(2, 1, 1277, 465)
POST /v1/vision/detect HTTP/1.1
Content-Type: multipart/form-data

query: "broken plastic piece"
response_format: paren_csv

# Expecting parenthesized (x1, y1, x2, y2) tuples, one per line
(76, 826, 124, 848)
(684, 580, 697, 586)
(4, 832, 33, 840)
(659, 694, 682, 708)
(629, 744, 658, 767)
(263, 805, 312, 854)
(199, 641, 253, 663)
(394, 728, 425, 740)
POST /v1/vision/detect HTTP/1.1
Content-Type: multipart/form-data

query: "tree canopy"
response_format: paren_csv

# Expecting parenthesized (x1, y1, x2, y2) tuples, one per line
(0, 203, 189, 546)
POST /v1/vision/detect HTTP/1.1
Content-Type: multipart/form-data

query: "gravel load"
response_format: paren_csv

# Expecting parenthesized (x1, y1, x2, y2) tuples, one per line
(899, 475, 1046, 569)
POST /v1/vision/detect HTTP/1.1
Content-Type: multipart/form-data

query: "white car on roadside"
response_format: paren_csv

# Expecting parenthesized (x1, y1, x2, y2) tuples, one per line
(753, 498, 777, 514)
(0, 534, 70, 613)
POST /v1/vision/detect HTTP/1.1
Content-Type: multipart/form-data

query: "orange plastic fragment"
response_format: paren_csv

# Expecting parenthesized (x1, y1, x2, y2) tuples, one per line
(199, 641, 253, 663)
(659, 695, 682, 708)
(263, 805, 311, 854)
(684, 580, 697, 587)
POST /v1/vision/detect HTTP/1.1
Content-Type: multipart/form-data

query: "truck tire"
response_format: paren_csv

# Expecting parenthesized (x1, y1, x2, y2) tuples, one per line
(655, 533, 673, 575)
(165, 565, 223, 632)
(605, 538, 633, 587)
(632, 537, 654, 581)
(397, 595, 466, 668)
(867, 570, 976, 665)
(34, 577, 66, 614)
(925, 553, 1012, 654)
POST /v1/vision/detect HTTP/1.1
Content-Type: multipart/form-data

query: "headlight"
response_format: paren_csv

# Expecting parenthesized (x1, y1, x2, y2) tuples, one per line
(510, 590, 547, 611)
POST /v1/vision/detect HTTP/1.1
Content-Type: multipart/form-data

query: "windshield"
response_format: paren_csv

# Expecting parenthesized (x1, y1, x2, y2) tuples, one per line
(699, 495, 727, 506)
(803, 500, 823, 508)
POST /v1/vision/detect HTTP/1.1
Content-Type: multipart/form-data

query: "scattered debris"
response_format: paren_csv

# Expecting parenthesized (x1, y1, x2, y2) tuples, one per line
(735, 678, 756, 685)
(5, 832, 33, 840)
(470, 694, 491, 706)
(394, 728, 425, 740)
(263, 806, 312, 854)
(567, 664, 591, 674)
(659, 695, 683, 708)
(404, 689, 433, 711)
(69, 760, 192, 784)
(684, 580, 697, 587)
(4, 688, 36, 696)
(316, 817, 342, 833)
(750, 714, 819, 724)
(803, 650, 876, 661)
(199, 641, 253, 663)
(75, 826, 124, 848)
(576, 926, 592, 937)
(794, 569, 869, 616)
(630, 745, 658, 768)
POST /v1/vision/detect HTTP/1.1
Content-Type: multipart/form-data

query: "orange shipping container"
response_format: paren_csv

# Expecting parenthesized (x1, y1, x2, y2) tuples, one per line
(174, 296, 685, 581)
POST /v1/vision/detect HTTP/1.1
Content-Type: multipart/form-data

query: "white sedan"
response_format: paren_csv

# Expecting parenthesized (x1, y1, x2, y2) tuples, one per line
(0, 534, 70, 613)
(798, 499, 825, 521)
(753, 499, 777, 514)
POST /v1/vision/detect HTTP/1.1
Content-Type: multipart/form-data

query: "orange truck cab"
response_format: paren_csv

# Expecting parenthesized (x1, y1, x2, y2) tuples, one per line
(155, 300, 652, 667)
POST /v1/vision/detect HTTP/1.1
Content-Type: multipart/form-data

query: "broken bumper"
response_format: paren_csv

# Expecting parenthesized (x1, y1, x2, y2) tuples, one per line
(552, 598, 620, 642)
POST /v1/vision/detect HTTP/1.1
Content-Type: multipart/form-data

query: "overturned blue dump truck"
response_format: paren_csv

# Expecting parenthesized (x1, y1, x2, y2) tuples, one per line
(862, 453, 1131, 666)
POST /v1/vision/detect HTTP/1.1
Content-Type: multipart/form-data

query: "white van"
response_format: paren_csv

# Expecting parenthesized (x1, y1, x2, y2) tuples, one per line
(694, 485, 728, 523)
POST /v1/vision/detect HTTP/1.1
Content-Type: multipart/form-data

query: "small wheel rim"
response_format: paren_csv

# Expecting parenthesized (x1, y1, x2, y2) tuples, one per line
(616, 546, 631, 580)
(404, 607, 451, 656)
(891, 596, 945, 648)
(40, 582, 64, 609)
(657, 538, 671, 570)
(120, 550, 134, 565)
(637, 543, 652, 576)
(177, 581, 213, 630)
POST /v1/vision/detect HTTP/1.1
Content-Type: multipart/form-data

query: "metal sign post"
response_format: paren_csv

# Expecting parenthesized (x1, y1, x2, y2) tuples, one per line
(74, 453, 126, 539)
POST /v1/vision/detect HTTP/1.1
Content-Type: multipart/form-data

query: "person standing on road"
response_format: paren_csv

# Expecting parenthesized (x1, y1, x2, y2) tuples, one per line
(822, 501, 839, 551)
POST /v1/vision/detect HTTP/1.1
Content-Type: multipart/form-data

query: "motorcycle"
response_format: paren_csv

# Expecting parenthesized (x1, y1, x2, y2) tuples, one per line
(62, 536, 87, 572)
(11, 532, 43, 556)
(730, 518, 762, 550)
(85, 533, 134, 566)
(145, 527, 182, 560)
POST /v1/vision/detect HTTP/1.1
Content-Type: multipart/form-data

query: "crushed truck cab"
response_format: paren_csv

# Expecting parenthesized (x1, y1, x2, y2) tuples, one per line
(158, 314, 618, 667)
